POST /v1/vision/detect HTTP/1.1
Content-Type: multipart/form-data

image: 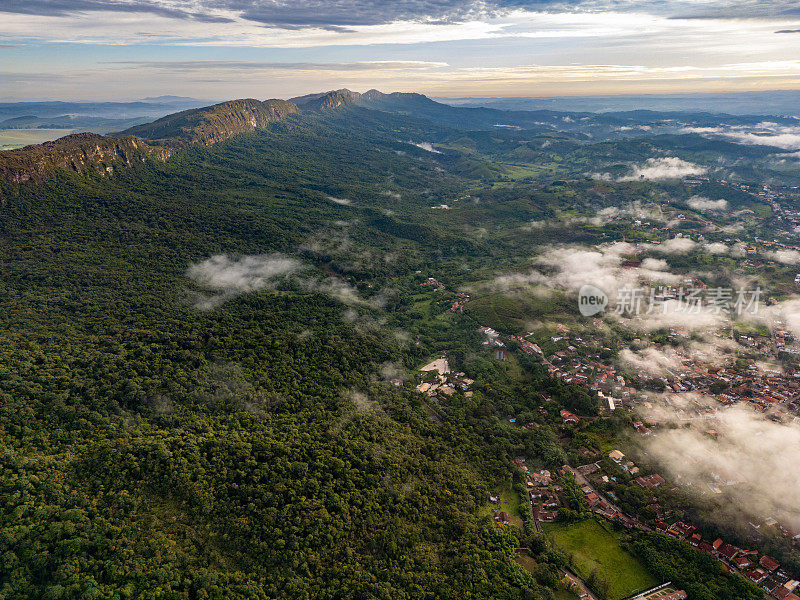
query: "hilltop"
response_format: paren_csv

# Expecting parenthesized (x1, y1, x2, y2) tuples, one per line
(0, 132, 170, 184)
(118, 98, 299, 145)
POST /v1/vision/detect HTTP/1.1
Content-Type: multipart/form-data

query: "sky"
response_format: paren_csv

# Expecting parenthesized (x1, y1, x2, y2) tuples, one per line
(1, 0, 800, 101)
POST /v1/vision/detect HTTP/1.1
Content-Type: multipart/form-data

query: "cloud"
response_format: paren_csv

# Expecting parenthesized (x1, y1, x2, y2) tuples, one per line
(647, 237, 697, 254)
(687, 195, 728, 211)
(326, 195, 352, 205)
(703, 242, 729, 254)
(682, 122, 800, 151)
(766, 249, 800, 264)
(5, 0, 800, 29)
(297, 275, 364, 305)
(489, 242, 683, 304)
(621, 299, 726, 332)
(110, 60, 448, 72)
(0, 0, 235, 22)
(644, 404, 800, 529)
(187, 254, 303, 304)
(640, 257, 669, 271)
(619, 346, 684, 376)
(616, 157, 707, 181)
(758, 297, 800, 339)
(187, 253, 367, 309)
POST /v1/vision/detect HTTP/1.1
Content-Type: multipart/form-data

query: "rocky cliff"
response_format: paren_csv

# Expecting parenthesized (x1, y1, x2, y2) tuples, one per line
(119, 98, 299, 146)
(0, 98, 300, 185)
(0, 132, 171, 185)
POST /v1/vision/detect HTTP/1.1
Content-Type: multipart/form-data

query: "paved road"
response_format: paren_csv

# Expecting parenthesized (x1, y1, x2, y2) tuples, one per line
(566, 465, 624, 515)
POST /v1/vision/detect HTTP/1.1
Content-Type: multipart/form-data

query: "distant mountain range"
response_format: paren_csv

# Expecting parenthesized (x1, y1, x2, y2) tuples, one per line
(0, 97, 215, 136)
(3, 87, 798, 184)
(438, 90, 800, 117)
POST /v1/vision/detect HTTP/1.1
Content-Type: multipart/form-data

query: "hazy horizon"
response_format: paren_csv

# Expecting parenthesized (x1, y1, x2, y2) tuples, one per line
(2, 0, 800, 101)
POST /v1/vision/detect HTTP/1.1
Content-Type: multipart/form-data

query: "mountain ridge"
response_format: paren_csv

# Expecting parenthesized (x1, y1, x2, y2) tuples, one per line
(0, 98, 301, 184)
(1, 91, 421, 185)
(118, 98, 299, 146)
(0, 132, 171, 185)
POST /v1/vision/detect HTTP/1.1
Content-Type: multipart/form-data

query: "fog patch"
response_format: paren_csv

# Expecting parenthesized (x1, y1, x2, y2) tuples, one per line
(188, 253, 367, 309)
(619, 347, 684, 377)
(687, 195, 728, 212)
(646, 237, 696, 254)
(594, 157, 707, 182)
(704, 242, 729, 254)
(682, 122, 800, 151)
(488, 242, 682, 305)
(766, 249, 800, 264)
(644, 404, 800, 529)
(187, 254, 303, 309)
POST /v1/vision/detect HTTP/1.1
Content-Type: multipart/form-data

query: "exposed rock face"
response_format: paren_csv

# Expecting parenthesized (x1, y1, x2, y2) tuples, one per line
(0, 90, 418, 185)
(290, 88, 434, 112)
(119, 98, 299, 146)
(0, 98, 299, 185)
(290, 89, 363, 111)
(0, 132, 171, 184)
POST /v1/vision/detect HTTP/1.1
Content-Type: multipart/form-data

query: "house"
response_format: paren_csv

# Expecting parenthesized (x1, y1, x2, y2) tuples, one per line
(773, 586, 793, 600)
(495, 511, 510, 524)
(662, 593, 687, 600)
(609, 450, 625, 462)
(698, 541, 715, 554)
(531, 469, 552, 485)
(746, 569, 769, 584)
(717, 543, 740, 561)
(734, 555, 752, 569)
(560, 409, 580, 424)
(670, 521, 696, 537)
(762, 556, 781, 572)
(635, 474, 665, 489)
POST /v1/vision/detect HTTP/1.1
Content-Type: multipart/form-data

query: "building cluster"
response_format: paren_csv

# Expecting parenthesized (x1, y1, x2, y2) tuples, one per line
(655, 520, 800, 600)
(513, 458, 562, 525)
(414, 356, 474, 399)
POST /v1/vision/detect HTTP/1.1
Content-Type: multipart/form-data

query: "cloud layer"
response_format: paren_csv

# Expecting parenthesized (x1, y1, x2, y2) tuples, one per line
(618, 157, 707, 181)
(645, 404, 800, 529)
(5, 0, 800, 28)
(187, 253, 365, 309)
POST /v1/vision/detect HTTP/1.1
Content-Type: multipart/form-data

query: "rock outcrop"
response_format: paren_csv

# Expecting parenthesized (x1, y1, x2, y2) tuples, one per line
(0, 132, 171, 184)
(119, 98, 299, 146)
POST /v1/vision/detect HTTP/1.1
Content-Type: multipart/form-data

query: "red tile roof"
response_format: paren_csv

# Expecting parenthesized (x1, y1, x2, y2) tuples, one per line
(761, 555, 781, 571)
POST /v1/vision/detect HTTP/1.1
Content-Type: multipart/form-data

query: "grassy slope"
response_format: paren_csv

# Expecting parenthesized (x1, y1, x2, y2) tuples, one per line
(545, 519, 658, 600)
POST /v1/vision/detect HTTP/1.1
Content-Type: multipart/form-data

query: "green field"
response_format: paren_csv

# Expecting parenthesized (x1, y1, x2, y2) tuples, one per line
(545, 519, 658, 600)
(479, 483, 524, 527)
(0, 128, 75, 149)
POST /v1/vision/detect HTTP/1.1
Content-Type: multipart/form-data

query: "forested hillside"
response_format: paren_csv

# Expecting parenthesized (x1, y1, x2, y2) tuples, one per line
(0, 95, 788, 600)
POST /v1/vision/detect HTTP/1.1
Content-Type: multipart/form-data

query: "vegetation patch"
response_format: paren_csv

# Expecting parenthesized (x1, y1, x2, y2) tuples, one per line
(545, 518, 658, 600)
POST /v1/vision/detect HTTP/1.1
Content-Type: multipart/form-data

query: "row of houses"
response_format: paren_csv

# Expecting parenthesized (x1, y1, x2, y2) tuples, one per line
(657, 520, 800, 599)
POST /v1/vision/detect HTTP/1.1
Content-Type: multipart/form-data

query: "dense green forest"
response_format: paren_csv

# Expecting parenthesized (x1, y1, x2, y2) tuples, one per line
(1, 100, 792, 599)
